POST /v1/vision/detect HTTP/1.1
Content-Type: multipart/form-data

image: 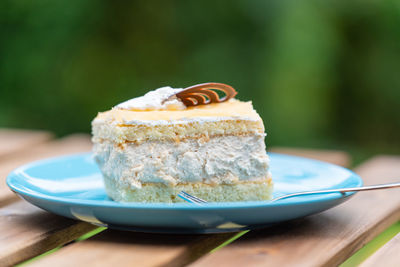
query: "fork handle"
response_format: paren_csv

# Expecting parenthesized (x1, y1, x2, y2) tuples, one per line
(271, 182, 400, 202)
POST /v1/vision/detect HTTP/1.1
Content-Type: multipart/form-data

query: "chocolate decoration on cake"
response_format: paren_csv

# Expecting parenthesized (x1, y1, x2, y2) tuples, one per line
(173, 83, 237, 107)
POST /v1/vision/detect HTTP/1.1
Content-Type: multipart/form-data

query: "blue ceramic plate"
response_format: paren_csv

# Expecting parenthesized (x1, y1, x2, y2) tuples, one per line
(7, 153, 362, 233)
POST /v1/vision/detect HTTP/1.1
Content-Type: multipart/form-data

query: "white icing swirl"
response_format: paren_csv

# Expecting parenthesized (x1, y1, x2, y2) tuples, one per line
(115, 86, 186, 111)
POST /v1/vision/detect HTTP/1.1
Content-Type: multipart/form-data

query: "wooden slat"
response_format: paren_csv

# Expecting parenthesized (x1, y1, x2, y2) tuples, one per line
(29, 230, 237, 267)
(27, 150, 351, 267)
(0, 134, 96, 266)
(0, 134, 92, 206)
(0, 129, 52, 159)
(270, 147, 350, 167)
(190, 156, 400, 267)
(0, 201, 97, 266)
(360, 233, 400, 267)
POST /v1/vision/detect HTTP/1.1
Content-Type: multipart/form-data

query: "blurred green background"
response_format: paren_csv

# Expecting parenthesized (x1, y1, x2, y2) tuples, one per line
(1, 0, 399, 158)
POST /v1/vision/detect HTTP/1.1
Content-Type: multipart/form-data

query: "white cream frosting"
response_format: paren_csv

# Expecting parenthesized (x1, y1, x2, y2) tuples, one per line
(115, 86, 186, 111)
(93, 115, 260, 127)
(93, 134, 270, 188)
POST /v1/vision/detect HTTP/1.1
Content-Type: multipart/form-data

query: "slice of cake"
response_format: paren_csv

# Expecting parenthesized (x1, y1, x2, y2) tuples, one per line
(91, 83, 272, 202)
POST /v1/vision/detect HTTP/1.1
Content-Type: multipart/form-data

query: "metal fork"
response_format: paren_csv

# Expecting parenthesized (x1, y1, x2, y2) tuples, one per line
(178, 182, 400, 204)
(178, 190, 208, 204)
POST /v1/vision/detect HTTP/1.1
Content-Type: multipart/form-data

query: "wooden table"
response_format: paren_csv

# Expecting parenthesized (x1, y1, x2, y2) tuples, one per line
(0, 129, 399, 267)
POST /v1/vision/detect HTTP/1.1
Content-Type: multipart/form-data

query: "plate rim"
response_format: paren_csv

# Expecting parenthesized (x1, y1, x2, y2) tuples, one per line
(6, 152, 363, 210)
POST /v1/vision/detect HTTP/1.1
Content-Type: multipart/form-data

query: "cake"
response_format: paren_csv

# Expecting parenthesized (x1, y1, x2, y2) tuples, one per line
(91, 83, 272, 202)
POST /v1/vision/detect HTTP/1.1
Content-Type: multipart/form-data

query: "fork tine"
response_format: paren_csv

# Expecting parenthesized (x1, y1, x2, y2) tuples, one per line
(182, 191, 208, 203)
(178, 192, 199, 204)
(177, 191, 194, 203)
(178, 191, 201, 203)
(178, 191, 207, 204)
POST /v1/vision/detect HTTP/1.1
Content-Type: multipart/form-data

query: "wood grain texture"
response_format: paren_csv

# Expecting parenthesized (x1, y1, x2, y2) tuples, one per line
(29, 230, 237, 267)
(24, 150, 351, 267)
(0, 201, 97, 267)
(360, 233, 400, 267)
(0, 134, 92, 206)
(0, 129, 52, 159)
(190, 156, 400, 267)
(270, 147, 351, 167)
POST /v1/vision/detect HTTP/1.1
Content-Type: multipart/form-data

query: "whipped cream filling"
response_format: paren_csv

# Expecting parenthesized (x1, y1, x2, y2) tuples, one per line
(93, 134, 270, 188)
(115, 86, 186, 111)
